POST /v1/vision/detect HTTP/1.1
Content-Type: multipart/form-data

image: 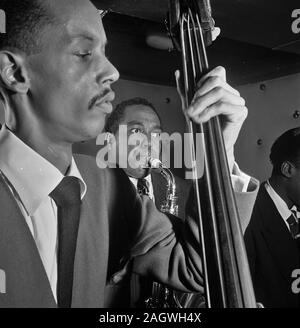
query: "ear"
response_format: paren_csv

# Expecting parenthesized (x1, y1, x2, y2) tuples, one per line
(0, 51, 30, 94)
(281, 161, 295, 178)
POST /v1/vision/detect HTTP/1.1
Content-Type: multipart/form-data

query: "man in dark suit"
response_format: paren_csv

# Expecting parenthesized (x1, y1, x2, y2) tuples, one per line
(245, 128, 300, 308)
(0, 0, 257, 307)
(104, 97, 193, 212)
(105, 97, 257, 230)
(104, 97, 197, 306)
(104, 97, 258, 307)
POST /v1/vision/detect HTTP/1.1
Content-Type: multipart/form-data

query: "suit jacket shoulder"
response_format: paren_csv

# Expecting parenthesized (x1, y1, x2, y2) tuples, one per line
(244, 182, 300, 308)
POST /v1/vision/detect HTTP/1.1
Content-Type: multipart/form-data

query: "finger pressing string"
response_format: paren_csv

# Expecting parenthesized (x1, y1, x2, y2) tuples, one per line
(194, 75, 240, 97)
(188, 88, 246, 117)
(189, 103, 248, 124)
(197, 66, 227, 88)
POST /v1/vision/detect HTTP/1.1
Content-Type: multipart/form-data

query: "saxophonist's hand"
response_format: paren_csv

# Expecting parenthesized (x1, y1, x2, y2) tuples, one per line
(175, 66, 247, 172)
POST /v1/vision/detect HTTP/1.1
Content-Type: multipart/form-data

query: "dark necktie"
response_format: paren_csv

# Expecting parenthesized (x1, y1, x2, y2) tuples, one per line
(287, 215, 299, 237)
(137, 178, 150, 196)
(287, 208, 300, 252)
(50, 176, 81, 308)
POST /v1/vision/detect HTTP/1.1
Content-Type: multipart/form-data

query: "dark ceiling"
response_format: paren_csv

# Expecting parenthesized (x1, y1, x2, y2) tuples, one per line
(91, 0, 300, 86)
(94, 0, 300, 52)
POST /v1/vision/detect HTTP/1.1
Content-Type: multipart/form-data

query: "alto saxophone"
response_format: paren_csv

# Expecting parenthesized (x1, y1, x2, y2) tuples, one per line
(148, 157, 178, 216)
(145, 158, 182, 308)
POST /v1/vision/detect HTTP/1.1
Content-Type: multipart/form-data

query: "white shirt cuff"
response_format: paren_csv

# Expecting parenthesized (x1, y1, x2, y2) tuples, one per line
(231, 162, 251, 193)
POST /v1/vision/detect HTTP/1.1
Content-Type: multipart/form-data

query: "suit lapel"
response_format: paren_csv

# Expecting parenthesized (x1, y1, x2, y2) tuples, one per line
(71, 156, 110, 307)
(258, 185, 299, 283)
(0, 174, 56, 307)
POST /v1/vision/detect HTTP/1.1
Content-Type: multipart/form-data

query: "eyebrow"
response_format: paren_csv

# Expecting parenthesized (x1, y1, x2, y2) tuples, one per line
(127, 121, 162, 130)
(151, 125, 162, 131)
(70, 32, 107, 47)
(127, 121, 144, 126)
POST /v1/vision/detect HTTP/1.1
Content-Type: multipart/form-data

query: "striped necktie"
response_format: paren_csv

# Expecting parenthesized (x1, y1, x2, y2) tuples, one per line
(137, 178, 150, 197)
(287, 206, 300, 240)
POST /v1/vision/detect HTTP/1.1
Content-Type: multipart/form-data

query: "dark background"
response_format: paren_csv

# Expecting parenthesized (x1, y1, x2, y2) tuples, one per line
(91, 0, 300, 86)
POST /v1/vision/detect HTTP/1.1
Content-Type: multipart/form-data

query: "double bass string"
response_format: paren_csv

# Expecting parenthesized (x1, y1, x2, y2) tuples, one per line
(167, 0, 257, 307)
(196, 9, 256, 308)
(194, 9, 245, 307)
(178, 4, 255, 308)
(191, 9, 232, 308)
(179, 9, 226, 308)
(194, 10, 243, 307)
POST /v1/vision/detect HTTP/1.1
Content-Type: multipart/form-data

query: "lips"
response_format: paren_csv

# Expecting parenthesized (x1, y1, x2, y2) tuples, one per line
(101, 91, 115, 104)
(91, 91, 115, 114)
(95, 101, 113, 114)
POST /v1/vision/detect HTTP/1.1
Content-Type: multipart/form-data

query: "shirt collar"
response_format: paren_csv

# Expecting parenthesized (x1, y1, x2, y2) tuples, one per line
(129, 174, 152, 189)
(265, 180, 293, 221)
(0, 125, 86, 216)
(128, 174, 155, 201)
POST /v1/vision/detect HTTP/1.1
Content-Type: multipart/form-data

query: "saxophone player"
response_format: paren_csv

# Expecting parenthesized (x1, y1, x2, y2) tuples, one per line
(104, 97, 199, 307)
(104, 96, 254, 307)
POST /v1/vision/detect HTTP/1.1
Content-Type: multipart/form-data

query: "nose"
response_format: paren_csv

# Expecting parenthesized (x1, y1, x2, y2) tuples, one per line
(98, 57, 120, 86)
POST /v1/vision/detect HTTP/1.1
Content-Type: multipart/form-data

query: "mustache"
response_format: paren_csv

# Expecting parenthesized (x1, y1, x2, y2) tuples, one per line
(88, 89, 112, 110)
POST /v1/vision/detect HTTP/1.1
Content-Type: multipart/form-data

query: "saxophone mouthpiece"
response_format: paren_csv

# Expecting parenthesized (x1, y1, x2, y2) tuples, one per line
(148, 157, 162, 169)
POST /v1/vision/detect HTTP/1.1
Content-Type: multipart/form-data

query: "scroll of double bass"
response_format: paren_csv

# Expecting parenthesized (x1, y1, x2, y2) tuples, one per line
(167, 0, 257, 308)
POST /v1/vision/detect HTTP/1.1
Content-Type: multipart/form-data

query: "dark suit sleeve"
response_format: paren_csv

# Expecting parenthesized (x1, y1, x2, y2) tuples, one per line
(131, 196, 204, 292)
(130, 175, 259, 293)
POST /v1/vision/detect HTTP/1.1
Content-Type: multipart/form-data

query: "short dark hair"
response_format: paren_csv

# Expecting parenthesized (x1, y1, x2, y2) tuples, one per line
(0, 0, 56, 54)
(105, 97, 162, 134)
(270, 127, 300, 174)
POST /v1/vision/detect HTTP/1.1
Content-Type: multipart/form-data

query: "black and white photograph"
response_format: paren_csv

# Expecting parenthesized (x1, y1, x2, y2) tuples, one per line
(0, 0, 300, 321)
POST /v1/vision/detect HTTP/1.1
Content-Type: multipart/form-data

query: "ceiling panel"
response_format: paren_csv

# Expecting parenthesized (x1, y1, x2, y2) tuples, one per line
(103, 12, 300, 86)
(92, 0, 169, 22)
(93, 0, 300, 54)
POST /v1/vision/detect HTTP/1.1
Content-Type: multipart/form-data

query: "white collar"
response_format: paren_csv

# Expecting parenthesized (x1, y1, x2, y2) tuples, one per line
(129, 174, 152, 189)
(265, 180, 294, 222)
(0, 126, 86, 216)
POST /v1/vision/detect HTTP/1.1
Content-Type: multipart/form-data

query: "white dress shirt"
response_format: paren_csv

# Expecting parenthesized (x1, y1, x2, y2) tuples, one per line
(264, 180, 299, 231)
(0, 126, 86, 302)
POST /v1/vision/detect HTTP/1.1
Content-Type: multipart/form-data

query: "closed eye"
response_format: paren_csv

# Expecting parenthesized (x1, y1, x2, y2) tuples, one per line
(75, 51, 92, 59)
